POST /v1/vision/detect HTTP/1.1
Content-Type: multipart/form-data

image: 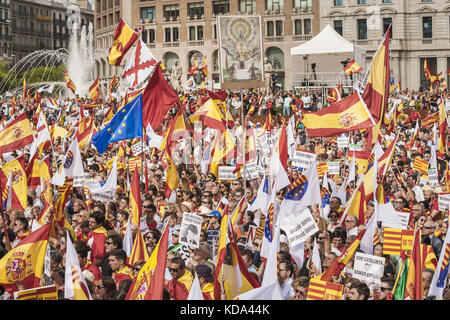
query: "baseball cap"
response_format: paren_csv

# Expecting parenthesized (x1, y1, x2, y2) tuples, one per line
(208, 210, 222, 219)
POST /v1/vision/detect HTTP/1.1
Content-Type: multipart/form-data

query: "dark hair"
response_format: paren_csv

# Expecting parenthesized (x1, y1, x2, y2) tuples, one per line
(90, 211, 105, 225)
(75, 243, 91, 258)
(81, 220, 90, 229)
(113, 278, 133, 300)
(350, 282, 370, 300)
(380, 276, 395, 289)
(331, 227, 347, 243)
(118, 210, 129, 220)
(240, 248, 254, 261)
(99, 277, 117, 300)
(170, 256, 186, 269)
(109, 249, 127, 263)
(149, 229, 161, 242)
(107, 234, 123, 249)
(16, 216, 28, 230)
(280, 260, 294, 275)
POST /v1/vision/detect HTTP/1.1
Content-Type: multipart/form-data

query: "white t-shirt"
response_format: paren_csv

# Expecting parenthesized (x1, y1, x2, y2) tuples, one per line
(302, 96, 311, 109)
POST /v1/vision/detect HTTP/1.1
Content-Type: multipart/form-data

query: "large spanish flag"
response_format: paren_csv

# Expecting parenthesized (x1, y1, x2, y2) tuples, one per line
(0, 224, 50, 294)
(0, 113, 33, 154)
(0, 156, 28, 210)
(302, 92, 374, 137)
(362, 26, 390, 127)
(189, 98, 233, 132)
(108, 18, 138, 66)
(162, 151, 178, 201)
(89, 78, 100, 101)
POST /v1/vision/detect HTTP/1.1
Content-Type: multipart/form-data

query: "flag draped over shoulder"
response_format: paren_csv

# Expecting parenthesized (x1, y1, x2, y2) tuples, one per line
(0, 224, 50, 294)
(108, 18, 139, 66)
(302, 92, 374, 138)
(92, 94, 143, 154)
(0, 113, 33, 154)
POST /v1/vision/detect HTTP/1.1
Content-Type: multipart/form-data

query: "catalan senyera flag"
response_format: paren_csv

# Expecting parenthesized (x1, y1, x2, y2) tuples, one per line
(383, 228, 414, 256)
(129, 163, 142, 225)
(111, 74, 119, 88)
(404, 230, 424, 300)
(0, 156, 28, 210)
(214, 206, 260, 300)
(302, 92, 374, 137)
(89, 78, 100, 101)
(362, 25, 390, 127)
(317, 162, 328, 177)
(306, 277, 343, 300)
(108, 18, 139, 66)
(0, 224, 50, 295)
(64, 70, 77, 94)
(129, 228, 149, 267)
(413, 157, 429, 175)
(126, 222, 170, 300)
(14, 285, 58, 300)
(344, 59, 363, 76)
(0, 113, 33, 154)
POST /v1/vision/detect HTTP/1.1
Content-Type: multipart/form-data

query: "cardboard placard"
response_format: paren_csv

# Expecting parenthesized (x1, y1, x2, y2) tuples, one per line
(427, 168, 439, 188)
(337, 136, 350, 149)
(218, 166, 239, 181)
(281, 208, 319, 247)
(438, 193, 450, 212)
(179, 213, 203, 249)
(291, 150, 317, 169)
(353, 252, 385, 284)
(327, 161, 340, 175)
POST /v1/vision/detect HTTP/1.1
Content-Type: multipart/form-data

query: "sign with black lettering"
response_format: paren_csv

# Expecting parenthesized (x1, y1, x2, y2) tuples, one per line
(353, 252, 385, 284)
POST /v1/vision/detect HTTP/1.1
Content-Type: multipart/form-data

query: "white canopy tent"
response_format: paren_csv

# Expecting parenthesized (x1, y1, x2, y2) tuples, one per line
(290, 24, 367, 89)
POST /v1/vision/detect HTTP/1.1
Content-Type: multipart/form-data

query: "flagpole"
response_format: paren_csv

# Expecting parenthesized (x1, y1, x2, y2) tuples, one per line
(240, 89, 246, 192)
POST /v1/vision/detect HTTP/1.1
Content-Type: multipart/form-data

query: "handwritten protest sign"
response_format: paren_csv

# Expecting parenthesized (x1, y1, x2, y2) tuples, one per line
(353, 252, 385, 284)
(291, 150, 317, 169)
(281, 208, 319, 247)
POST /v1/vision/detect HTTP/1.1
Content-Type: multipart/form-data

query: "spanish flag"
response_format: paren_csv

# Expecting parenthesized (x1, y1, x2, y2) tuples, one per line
(0, 156, 28, 210)
(75, 114, 93, 151)
(64, 70, 77, 94)
(188, 58, 199, 75)
(89, 78, 100, 101)
(209, 129, 237, 178)
(162, 151, 178, 201)
(214, 204, 260, 300)
(438, 100, 447, 159)
(108, 18, 138, 66)
(302, 92, 374, 138)
(126, 222, 170, 300)
(129, 163, 142, 225)
(404, 229, 424, 300)
(129, 228, 149, 267)
(344, 59, 363, 76)
(159, 109, 188, 155)
(0, 224, 50, 295)
(189, 98, 233, 132)
(362, 25, 390, 127)
(201, 56, 208, 77)
(22, 78, 26, 103)
(0, 113, 33, 154)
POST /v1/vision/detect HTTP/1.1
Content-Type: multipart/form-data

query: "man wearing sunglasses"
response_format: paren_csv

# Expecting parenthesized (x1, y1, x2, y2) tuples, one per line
(166, 256, 193, 300)
(373, 276, 395, 300)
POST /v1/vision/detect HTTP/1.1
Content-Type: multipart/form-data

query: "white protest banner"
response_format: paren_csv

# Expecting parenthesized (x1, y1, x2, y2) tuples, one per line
(241, 161, 259, 180)
(419, 176, 428, 187)
(218, 166, 239, 181)
(291, 150, 317, 169)
(169, 243, 191, 263)
(327, 161, 340, 175)
(179, 213, 203, 249)
(427, 168, 439, 188)
(382, 211, 409, 230)
(352, 252, 385, 284)
(337, 136, 349, 149)
(281, 208, 319, 247)
(131, 140, 148, 157)
(438, 193, 450, 212)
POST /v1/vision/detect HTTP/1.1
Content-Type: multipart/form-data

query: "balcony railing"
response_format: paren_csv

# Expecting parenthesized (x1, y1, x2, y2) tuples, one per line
(163, 41, 180, 48)
(292, 34, 312, 41)
(264, 36, 284, 43)
(187, 40, 204, 46)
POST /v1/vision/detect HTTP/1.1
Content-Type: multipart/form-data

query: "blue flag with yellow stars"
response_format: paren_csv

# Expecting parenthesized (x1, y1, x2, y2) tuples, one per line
(92, 93, 143, 154)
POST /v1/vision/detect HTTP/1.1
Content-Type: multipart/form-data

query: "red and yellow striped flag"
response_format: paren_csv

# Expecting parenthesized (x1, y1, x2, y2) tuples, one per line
(307, 277, 343, 300)
(413, 157, 429, 175)
(0, 224, 50, 295)
(404, 229, 424, 300)
(162, 151, 178, 201)
(108, 18, 138, 66)
(0, 113, 33, 154)
(344, 59, 363, 76)
(129, 228, 149, 267)
(383, 228, 414, 256)
(129, 163, 142, 225)
(421, 112, 439, 128)
(89, 78, 100, 101)
(0, 156, 28, 210)
(64, 70, 77, 94)
(317, 162, 328, 177)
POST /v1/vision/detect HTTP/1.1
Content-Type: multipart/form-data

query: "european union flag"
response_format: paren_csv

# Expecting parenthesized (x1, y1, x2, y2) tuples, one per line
(92, 94, 143, 154)
(285, 175, 308, 201)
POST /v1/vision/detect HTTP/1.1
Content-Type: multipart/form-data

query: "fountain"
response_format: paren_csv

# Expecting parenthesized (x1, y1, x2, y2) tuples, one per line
(0, 22, 97, 98)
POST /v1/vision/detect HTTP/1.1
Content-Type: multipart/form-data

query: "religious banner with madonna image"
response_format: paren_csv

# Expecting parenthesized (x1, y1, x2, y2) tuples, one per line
(217, 15, 265, 89)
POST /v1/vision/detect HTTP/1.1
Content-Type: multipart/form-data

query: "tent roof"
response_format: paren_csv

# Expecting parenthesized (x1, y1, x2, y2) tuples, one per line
(290, 24, 366, 56)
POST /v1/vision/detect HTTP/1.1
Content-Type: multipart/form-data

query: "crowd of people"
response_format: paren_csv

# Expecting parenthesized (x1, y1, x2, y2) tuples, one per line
(0, 76, 449, 301)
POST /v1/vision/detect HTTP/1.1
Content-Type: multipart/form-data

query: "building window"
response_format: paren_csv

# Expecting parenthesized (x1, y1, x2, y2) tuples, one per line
(294, 19, 302, 35)
(422, 17, 432, 38)
(239, 0, 256, 14)
(213, 24, 217, 39)
(189, 26, 196, 40)
(213, 0, 229, 15)
(267, 21, 274, 36)
(164, 4, 179, 21)
(382, 0, 392, 3)
(357, 19, 367, 39)
(142, 29, 147, 42)
(275, 20, 283, 36)
(140, 7, 155, 21)
(188, 3, 204, 19)
(197, 26, 204, 40)
(293, 0, 312, 12)
(383, 17, 392, 37)
(334, 20, 343, 36)
(266, 0, 284, 13)
(334, 0, 342, 6)
(304, 19, 311, 35)
(165, 28, 171, 42)
(173, 27, 179, 42)
(357, 0, 366, 4)
(149, 29, 155, 43)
